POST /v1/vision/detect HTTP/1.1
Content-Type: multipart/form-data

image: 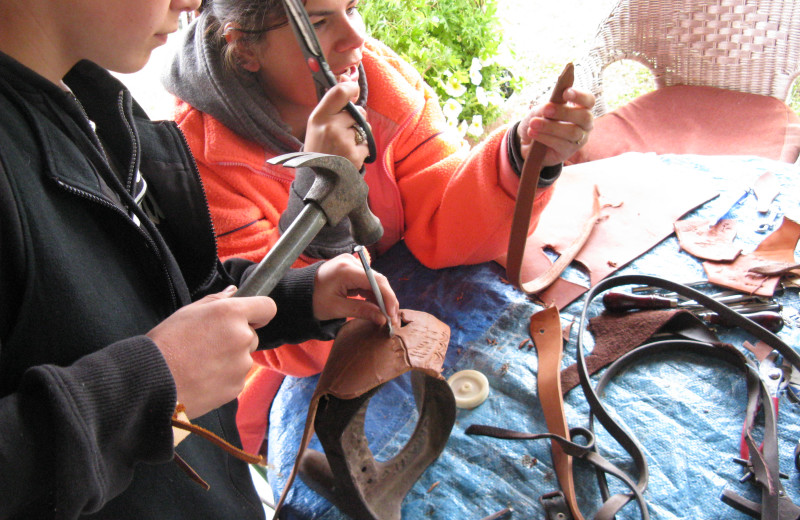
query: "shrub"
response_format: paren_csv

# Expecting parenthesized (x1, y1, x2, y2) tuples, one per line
(361, 0, 522, 143)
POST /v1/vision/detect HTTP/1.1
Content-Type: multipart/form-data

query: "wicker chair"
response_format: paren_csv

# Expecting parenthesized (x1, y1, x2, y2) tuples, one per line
(569, 0, 800, 163)
(574, 0, 800, 116)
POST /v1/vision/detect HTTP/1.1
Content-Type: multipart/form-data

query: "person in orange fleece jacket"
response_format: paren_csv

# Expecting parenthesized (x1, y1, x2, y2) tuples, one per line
(163, 0, 595, 454)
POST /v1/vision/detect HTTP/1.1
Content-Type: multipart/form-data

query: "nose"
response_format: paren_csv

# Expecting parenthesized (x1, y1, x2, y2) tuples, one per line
(173, 0, 202, 15)
(333, 12, 366, 54)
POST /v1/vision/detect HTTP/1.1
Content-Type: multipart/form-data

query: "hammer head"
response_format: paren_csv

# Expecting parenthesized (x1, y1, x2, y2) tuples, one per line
(269, 152, 384, 246)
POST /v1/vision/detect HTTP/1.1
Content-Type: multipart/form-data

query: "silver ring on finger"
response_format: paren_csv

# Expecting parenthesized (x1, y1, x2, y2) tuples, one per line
(353, 125, 367, 145)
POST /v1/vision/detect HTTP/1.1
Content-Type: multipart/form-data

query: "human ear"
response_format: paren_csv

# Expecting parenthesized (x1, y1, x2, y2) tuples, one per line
(223, 22, 261, 73)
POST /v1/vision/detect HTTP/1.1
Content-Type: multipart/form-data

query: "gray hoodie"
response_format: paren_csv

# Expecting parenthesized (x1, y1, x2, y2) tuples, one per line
(162, 11, 370, 258)
(161, 10, 367, 154)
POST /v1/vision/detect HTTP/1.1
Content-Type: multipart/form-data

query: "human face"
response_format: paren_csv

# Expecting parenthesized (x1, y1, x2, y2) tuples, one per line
(62, 0, 201, 74)
(249, 0, 366, 118)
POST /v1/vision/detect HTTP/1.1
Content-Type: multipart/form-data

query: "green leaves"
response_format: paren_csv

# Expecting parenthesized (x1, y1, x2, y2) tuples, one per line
(362, 0, 520, 143)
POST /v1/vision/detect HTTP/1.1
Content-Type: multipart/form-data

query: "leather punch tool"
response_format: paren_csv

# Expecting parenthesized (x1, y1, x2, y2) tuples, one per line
(355, 245, 394, 336)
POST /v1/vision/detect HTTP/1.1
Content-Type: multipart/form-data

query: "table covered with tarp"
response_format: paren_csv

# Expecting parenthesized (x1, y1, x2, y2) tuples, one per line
(267, 153, 800, 519)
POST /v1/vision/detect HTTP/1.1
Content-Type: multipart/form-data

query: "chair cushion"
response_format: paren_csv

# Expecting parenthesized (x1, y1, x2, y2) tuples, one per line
(568, 85, 800, 164)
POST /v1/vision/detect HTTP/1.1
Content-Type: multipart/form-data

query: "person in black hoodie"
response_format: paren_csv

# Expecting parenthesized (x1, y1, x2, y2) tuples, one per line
(0, 0, 398, 518)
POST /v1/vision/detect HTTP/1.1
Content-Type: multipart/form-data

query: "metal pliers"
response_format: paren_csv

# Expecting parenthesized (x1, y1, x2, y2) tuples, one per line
(281, 0, 376, 163)
(739, 350, 790, 461)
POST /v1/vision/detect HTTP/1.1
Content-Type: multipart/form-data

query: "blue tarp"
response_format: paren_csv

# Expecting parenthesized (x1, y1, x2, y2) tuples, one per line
(268, 154, 800, 519)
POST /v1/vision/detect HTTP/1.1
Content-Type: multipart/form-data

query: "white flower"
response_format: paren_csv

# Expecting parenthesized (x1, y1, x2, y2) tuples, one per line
(457, 120, 468, 139)
(486, 90, 505, 106)
(442, 98, 463, 120)
(469, 58, 483, 86)
(443, 72, 467, 98)
(476, 86, 488, 107)
(467, 114, 484, 137)
(470, 57, 483, 73)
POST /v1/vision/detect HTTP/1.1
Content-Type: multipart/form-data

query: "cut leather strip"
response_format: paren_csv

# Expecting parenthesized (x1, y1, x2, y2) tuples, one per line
(506, 63, 574, 292)
(529, 306, 583, 520)
(169, 403, 263, 489)
(272, 309, 453, 520)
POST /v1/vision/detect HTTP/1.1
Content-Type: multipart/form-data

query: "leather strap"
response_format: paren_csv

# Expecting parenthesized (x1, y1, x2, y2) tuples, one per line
(529, 306, 583, 519)
(470, 274, 800, 519)
(576, 275, 800, 520)
(506, 63, 576, 293)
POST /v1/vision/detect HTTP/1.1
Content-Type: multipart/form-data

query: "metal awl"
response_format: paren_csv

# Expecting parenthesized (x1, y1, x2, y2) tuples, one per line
(354, 245, 394, 336)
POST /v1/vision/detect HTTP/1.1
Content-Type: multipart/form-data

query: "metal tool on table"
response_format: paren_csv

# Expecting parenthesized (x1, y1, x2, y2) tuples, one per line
(354, 245, 394, 336)
(237, 152, 383, 298)
(737, 350, 791, 464)
(281, 0, 376, 163)
(601, 290, 785, 332)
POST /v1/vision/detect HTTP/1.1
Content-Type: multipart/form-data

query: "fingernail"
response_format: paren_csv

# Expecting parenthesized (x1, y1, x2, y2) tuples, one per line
(543, 105, 556, 118)
(223, 285, 237, 295)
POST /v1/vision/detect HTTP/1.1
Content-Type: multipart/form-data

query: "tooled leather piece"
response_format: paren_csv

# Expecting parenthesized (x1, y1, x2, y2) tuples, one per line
(704, 216, 800, 296)
(674, 219, 741, 262)
(497, 153, 718, 309)
(272, 309, 452, 519)
(560, 309, 719, 395)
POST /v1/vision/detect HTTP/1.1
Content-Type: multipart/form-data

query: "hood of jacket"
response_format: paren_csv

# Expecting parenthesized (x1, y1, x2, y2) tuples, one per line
(162, 10, 368, 153)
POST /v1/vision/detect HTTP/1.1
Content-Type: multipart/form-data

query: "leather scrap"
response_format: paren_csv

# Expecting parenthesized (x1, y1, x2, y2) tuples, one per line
(704, 217, 800, 296)
(674, 219, 741, 262)
(496, 153, 718, 309)
(272, 309, 453, 520)
(560, 309, 719, 395)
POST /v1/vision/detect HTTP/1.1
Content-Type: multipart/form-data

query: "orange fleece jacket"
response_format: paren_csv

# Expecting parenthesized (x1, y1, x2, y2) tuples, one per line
(174, 39, 555, 452)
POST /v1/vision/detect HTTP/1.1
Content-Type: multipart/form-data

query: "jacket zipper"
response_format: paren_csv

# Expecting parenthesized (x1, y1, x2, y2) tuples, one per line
(172, 122, 222, 297)
(67, 94, 180, 311)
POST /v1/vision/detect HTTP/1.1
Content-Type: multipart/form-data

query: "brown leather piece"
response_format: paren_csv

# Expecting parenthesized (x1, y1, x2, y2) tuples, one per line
(560, 309, 718, 395)
(497, 154, 718, 308)
(704, 217, 800, 296)
(674, 219, 741, 262)
(272, 309, 453, 520)
(530, 306, 583, 520)
(506, 63, 575, 292)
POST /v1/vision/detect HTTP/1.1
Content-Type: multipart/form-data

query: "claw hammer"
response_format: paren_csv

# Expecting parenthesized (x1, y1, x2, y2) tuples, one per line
(236, 152, 383, 297)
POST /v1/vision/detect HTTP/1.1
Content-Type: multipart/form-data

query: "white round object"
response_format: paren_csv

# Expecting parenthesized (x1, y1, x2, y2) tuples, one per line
(447, 369, 490, 409)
